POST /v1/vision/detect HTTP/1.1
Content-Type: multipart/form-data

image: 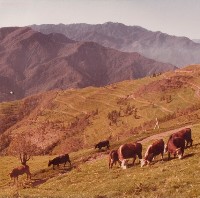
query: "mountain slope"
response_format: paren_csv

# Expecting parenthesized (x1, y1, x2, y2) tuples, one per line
(0, 27, 176, 102)
(0, 64, 200, 155)
(31, 22, 200, 67)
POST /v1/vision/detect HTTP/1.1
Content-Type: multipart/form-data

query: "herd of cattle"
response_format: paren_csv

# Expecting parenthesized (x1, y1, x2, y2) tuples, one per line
(9, 128, 193, 182)
(107, 127, 193, 169)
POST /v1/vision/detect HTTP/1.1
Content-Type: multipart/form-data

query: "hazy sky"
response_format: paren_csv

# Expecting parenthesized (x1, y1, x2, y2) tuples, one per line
(0, 0, 200, 39)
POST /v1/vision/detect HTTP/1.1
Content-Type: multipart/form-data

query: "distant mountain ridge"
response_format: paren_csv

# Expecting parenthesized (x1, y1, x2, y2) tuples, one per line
(31, 22, 200, 67)
(0, 27, 176, 102)
(193, 39, 200, 43)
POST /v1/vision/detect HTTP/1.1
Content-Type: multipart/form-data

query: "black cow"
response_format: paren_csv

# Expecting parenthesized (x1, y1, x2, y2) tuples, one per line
(95, 140, 110, 150)
(48, 154, 71, 169)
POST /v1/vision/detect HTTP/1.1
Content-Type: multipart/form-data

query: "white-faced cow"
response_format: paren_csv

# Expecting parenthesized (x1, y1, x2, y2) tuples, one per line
(108, 149, 120, 169)
(95, 140, 110, 150)
(117, 142, 142, 169)
(9, 165, 31, 183)
(170, 128, 193, 148)
(165, 136, 185, 160)
(140, 139, 164, 167)
(48, 154, 71, 170)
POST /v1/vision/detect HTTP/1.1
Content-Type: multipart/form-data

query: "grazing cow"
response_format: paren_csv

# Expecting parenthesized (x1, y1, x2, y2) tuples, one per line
(9, 165, 31, 183)
(166, 136, 185, 160)
(117, 142, 142, 169)
(170, 128, 193, 148)
(108, 150, 120, 169)
(140, 139, 164, 167)
(95, 140, 110, 150)
(48, 154, 71, 170)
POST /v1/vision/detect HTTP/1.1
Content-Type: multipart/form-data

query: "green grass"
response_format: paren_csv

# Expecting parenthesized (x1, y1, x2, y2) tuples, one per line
(1, 65, 200, 197)
(0, 124, 199, 198)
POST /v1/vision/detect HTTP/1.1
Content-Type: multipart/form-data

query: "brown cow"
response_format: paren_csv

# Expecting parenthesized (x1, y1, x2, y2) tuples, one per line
(9, 165, 31, 183)
(170, 128, 193, 148)
(166, 136, 185, 160)
(140, 139, 164, 167)
(118, 142, 142, 169)
(108, 149, 120, 169)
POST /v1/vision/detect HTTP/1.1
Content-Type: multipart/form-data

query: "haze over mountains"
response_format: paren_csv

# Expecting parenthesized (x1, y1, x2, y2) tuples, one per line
(193, 39, 200, 43)
(0, 26, 175, 102)
(31, 22, 200, 67)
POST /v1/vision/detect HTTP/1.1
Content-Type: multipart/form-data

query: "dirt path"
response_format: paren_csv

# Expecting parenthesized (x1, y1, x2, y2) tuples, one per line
(86, 98, 116, 108)
(177, 93, 193, 104)
(188, 82, 200, 98)
(55, 99, 88, 114)
(153, 103, 173, 113)
(131, 96, 173, 113)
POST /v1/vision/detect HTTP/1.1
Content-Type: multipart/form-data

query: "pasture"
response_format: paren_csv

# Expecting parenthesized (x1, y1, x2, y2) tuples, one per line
(0, 124, 199, 198)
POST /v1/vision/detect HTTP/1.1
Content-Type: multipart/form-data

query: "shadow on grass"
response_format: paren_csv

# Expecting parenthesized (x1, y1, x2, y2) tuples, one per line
(30, 166, 73, 187)
(31, 178, 48, 187)
(183, 153, 195, 159)
(96, 149, 110, 153)
(166, 152, 195, 161)
(191, 142, 200, 147)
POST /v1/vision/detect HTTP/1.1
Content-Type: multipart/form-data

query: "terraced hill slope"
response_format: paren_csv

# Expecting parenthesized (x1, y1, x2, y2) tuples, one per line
(0, 65, 200, 155)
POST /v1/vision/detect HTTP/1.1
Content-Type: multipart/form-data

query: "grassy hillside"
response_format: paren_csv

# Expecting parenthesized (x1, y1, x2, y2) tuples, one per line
(1, 65, 200, 154)
(0, 65, 200, 197)
(0, 124, 199, 198)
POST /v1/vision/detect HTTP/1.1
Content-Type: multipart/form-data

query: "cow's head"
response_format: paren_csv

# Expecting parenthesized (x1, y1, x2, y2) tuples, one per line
(48, 160, 52, 167)
(9, 172, 13, 179)
(140, 159, 148, 167)
(175, 148, 183, 159)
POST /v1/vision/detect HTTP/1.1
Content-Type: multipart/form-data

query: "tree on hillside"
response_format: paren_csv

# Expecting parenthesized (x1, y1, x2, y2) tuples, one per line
(11, 133, 37, 165)
(107, 110, 120, 125)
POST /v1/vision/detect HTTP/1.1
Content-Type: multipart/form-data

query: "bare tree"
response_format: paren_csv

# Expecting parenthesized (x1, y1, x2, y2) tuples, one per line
(20, 152, 31, 165)
(11, 132, 37, 165)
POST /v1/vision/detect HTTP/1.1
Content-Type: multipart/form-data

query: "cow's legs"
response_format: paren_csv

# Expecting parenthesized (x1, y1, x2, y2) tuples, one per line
(121, 159, 127, 169)
(132, 157, 136, 165)
(161, 152, 164, 161)
(168, 152, 171, 160)
(185, 141, 189, 148)
(68, 160, 72, 167)
(190, 139, 193, 147)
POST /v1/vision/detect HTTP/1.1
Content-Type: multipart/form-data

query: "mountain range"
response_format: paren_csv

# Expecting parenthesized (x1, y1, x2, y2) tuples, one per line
(0, 26, 175, 102)
(31, 22, 200, 67)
